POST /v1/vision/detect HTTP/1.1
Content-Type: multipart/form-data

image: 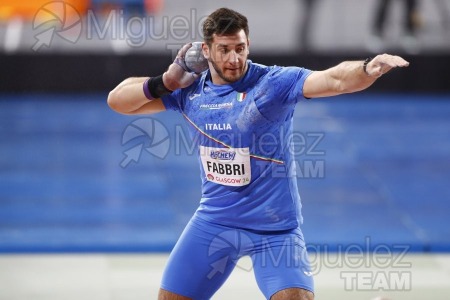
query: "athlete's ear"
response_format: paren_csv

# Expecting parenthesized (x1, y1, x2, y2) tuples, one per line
(247, 38, 250, 55)
(202, 42, 210, 60)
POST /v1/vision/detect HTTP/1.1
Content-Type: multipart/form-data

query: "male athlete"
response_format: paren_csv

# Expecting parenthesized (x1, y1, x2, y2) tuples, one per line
(108, 7, 409, 300)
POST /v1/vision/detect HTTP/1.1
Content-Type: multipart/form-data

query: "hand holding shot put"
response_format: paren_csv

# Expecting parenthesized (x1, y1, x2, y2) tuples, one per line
(164, 42, 209, 91)
(108, 7, 409, 300)
(107, 42, 207, 114)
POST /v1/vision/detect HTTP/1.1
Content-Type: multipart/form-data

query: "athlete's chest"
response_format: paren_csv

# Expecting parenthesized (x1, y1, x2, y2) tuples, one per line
(183, 88, 268, 142)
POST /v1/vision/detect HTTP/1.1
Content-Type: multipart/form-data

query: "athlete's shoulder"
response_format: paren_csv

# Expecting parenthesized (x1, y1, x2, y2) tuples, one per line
(249, 62, 309, 80)
(247, 61, 271, 76)
(268, 65, 309, 76)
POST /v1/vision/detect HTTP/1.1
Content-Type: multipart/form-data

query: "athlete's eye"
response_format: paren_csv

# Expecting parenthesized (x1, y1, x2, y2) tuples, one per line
(236, 47, 245, 54)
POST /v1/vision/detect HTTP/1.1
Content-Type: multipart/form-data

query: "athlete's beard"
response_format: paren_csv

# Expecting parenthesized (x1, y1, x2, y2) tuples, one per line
(209, 57, 247, 83)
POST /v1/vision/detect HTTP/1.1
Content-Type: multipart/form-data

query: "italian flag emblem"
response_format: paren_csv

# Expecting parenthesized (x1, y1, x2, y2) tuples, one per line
(236, 92, 246, 102)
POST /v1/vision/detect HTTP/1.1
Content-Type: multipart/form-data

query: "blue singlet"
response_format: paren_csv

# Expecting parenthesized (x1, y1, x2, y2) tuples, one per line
(162, 60, 312, 231)
(160, 61, 314, 299)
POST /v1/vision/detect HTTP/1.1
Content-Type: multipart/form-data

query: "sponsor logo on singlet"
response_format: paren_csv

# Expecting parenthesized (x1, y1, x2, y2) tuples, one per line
(189, 93, 201, 100)
(200, 102, 233, 110)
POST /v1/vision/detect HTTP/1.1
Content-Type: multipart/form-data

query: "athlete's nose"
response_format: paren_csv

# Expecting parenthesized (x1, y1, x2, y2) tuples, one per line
(227, 50, 239, 64)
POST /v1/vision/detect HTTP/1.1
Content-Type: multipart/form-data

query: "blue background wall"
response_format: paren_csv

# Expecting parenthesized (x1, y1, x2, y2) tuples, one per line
(1, 92, 449, 253)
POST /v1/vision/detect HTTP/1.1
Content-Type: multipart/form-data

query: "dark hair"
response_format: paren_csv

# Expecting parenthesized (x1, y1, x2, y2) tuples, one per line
(202, 8, 249, 45)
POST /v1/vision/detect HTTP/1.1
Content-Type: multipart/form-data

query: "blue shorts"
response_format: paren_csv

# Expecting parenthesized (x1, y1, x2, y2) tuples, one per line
(160, 216, 314, 299)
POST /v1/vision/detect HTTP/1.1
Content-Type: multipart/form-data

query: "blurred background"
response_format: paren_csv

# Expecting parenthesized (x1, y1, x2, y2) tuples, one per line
(0, 0, 449, 299)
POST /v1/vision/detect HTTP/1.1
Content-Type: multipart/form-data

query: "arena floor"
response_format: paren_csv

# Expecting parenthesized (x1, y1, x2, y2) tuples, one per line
(1, 253, 449, 299)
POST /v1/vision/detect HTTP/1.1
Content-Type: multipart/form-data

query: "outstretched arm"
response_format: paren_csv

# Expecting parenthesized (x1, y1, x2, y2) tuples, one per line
(107, 43, 200, 115)
(303, 54, 409, 99)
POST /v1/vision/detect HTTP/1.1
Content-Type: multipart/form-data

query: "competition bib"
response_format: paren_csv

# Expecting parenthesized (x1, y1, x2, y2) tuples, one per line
(200, 146, 251, 186)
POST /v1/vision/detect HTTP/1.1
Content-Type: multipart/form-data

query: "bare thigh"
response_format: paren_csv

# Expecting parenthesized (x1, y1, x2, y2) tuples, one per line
(270, 287, 314, 300)
(158, 288, 192, 300)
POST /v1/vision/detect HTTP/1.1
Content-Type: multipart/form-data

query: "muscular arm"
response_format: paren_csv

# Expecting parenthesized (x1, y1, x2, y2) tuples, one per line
(303, 54, 409, 98)
(107, 77, 166, 115)
(107, 77, 165, 115)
